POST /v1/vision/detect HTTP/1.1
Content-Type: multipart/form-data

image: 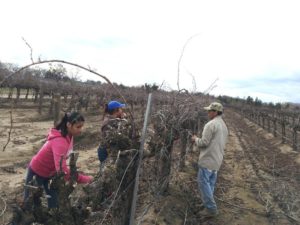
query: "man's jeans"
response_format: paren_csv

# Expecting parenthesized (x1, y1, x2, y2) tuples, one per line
(197, 167, 218, 211)
(24, 167, 58, 208)
(97, 146, 108, 163)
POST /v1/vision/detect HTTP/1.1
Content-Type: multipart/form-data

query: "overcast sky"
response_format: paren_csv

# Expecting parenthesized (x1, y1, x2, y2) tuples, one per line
(1, 0, 300, 103)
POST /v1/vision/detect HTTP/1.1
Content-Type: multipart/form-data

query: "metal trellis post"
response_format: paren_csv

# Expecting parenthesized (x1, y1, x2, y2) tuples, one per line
(129, 93, 152, 225)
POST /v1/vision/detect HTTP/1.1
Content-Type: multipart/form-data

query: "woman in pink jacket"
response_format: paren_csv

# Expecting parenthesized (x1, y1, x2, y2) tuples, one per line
(24, 112, 92, 208)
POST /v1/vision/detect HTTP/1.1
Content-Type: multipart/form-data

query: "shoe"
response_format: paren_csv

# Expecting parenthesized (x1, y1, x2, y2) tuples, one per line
(199, 208, 218, 218)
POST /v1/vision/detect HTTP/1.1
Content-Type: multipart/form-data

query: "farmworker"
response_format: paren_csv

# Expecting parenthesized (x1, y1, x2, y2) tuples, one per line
(23, 111, 93, 208)
(97, 100, 131, 169)
(191, 102, 228, 217)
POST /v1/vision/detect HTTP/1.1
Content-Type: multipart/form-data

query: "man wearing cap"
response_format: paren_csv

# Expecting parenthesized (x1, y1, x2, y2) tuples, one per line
(97, 100, 131, 169)
(191, 102, 228, 217)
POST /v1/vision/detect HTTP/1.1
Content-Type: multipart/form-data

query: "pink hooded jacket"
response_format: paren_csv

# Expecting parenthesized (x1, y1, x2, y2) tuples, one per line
(30, 128, 92, 184)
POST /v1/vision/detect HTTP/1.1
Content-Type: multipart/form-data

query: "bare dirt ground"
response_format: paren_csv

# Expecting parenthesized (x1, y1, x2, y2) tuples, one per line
(1, 107, 300, 225)
(213, 110, 300, 225)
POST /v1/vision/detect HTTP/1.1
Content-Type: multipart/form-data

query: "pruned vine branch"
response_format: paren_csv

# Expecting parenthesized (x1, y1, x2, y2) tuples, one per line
(21, 37, 34, 64)
(177, 33, 200, 91)
(2, 105, 13, 152)
(0, 195, 7, 217)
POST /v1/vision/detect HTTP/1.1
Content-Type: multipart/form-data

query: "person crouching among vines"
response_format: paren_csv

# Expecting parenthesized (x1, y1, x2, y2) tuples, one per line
(23, 112, 93, 209)
(97, 100, 132, 169)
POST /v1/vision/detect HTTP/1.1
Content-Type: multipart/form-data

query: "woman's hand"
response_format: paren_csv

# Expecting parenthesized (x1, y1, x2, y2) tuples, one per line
(88, 176, 93, 183)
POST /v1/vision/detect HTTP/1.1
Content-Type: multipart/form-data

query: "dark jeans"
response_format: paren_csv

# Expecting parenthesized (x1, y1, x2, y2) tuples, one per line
(97, 146, 108, 163)
(24, 167, 58, 208)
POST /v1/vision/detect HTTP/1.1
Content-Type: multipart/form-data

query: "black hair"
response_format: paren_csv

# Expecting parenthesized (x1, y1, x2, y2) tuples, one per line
(103, 104, 121, 119)
(217, 111, 223, 115)
(55, 111, 85, 137)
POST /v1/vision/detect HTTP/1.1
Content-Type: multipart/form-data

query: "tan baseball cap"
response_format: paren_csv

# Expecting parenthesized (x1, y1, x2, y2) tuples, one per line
(204, 102, 223, 112)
